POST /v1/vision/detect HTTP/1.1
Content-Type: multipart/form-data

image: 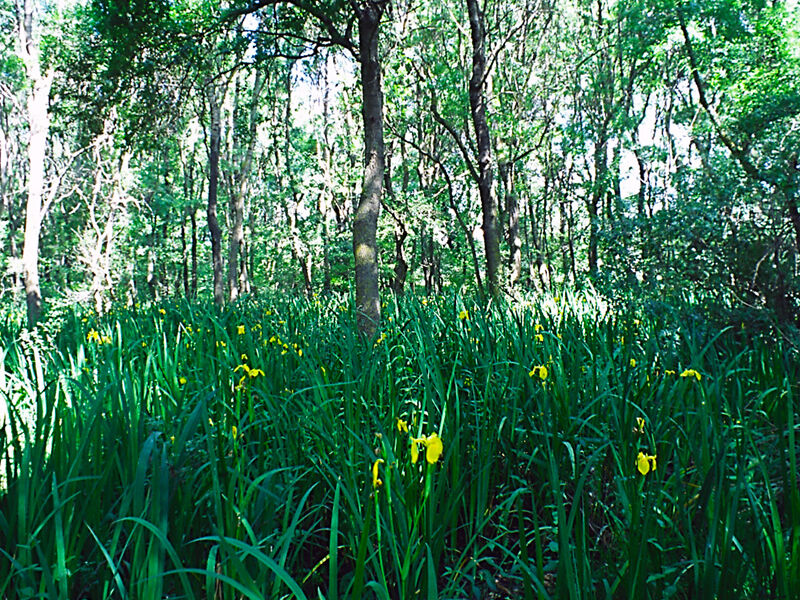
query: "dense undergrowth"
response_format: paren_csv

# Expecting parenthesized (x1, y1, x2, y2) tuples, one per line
(0, 290, 798, 599)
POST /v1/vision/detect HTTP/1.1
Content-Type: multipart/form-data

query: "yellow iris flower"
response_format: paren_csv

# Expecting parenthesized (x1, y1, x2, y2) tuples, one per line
(636, 452, 657, 475)
(425, 433, 443, 464)
(410, 438, 421, 464)
(372, 458, 384, 488)
(680, 369, 701, 381)
(529, 365, 548, 380)
(410, 433, 444, 464)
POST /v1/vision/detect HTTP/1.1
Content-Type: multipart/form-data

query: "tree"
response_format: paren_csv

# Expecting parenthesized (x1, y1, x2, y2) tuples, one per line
(465, 0, 501, 296)
(16, 0, 53, 326)
(227, 0, 388, 336)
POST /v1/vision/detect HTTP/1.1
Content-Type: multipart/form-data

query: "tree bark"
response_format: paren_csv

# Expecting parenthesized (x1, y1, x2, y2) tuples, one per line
(206, 82, 225, 306)
(228, 69, 263, 301)
(191, 207, 198, 297)
(17, 0, 53, 327)
(466, 0, 501, 297)
(353, 2, 387, 337)
(499, 162, 521, 290)
(320, 58, 333, 293)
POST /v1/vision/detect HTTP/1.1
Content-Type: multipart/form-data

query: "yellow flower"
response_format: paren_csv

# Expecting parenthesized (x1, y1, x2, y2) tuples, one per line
(665, 369, 676, 376)
(101, 335, 112, 344)
(179, 377, 187, 385)
(159, 308, 166, 315)
(680, 369, 701, 381)
(142, 341, 147, 347)
(396, 418, 408, 433)
(411, 433, 444, 464)
(630, 358, 636, 368)
(529, 365, 548, 380)
(232, 425, 238, 438)
(297, 349, 303, 357)
(235, 364, 252, 376)
(535, 333, 544, 342)
(425, 433, 443, 464)
(372, 458, 384, 488)
(535, 323, 544, 332)
(635, 417, 645, 434)
(636, 451, 657, 475)
(237, 325, 245, 335)
(86, 329, 100, 343)
(458, 309, 469, 321)
(410, 438, 421, 464)
(241, 353, 248, 361)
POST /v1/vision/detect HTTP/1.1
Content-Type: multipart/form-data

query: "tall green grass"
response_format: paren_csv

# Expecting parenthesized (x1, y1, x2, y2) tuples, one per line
(0, 290, 797, 599)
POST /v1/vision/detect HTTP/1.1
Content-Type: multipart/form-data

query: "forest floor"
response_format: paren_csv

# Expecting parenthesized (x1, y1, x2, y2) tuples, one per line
(1, 290, 798, 598)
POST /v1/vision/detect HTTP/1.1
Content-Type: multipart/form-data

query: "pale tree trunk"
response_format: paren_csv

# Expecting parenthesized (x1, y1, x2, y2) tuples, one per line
(353, 2, 387, 337)
(466, 0, 501, 297)
(0, 114, 21, 292)
(499, 162, 521, 290)
(319, 57, 333, 293)
(206, 82, 225, 306)
(85, 144, 132, 315)
(227, 70, 263, 301)
(281, 65, 313, 295)
(17, 0, 53, 327)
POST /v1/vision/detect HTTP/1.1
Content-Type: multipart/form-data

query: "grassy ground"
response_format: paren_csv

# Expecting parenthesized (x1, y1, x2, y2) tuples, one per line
(0, 290, 798, 599)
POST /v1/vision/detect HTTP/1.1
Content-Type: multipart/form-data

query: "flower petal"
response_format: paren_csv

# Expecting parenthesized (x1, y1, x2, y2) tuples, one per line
(425, 433, 444, 464)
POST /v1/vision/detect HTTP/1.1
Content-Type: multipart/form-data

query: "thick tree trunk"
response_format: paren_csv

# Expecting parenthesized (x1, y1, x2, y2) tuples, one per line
(466, 0, 501, 297)
(206, 83, 225, 306)
(353, 3, 387, 337)
(22, 75, 51, 326)
(17, 0, 53, 327)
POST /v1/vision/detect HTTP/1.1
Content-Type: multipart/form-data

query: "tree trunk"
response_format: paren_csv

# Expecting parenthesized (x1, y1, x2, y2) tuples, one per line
(191, 207, 198, 297)
(228, 69, 263, 301)
(17, 0, 53, 327)
(353, 3, 387, 337)
(206, 82, 225, 306)
(499, 162, 521, 290)
(319, 59, 333, 293)
(466, 0, 501, 297)
(383, 149, 409, 295)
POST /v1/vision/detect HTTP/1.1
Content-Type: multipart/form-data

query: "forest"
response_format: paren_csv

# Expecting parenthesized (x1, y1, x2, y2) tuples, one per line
(1, 0, 799, 598)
